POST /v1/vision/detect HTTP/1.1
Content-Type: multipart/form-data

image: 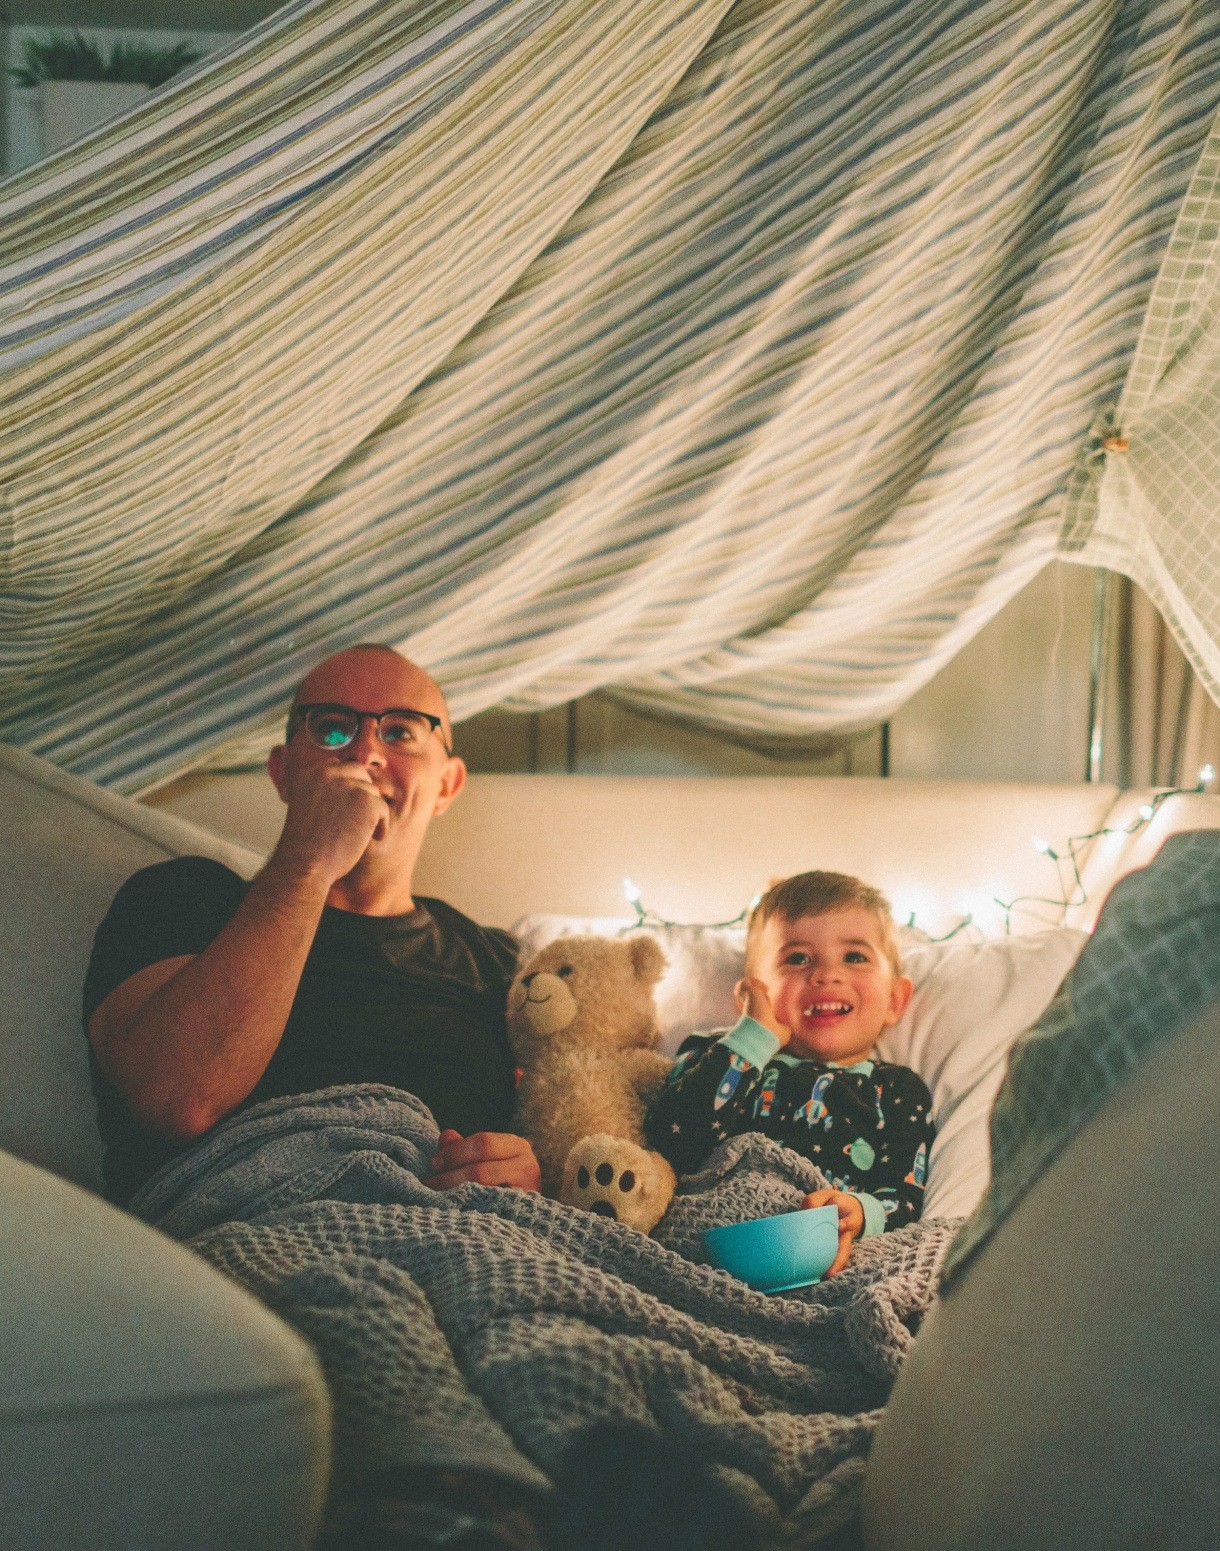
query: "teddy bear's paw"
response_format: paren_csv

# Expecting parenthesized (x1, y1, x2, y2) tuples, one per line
(560, 1134, 677, 1234)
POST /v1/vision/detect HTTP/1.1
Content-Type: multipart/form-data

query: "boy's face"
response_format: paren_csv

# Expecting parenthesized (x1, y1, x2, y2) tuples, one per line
(749, 908, 913, 1065)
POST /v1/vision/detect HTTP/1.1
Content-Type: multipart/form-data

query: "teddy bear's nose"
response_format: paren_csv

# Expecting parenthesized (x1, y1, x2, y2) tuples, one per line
(521, 972, 538, 988)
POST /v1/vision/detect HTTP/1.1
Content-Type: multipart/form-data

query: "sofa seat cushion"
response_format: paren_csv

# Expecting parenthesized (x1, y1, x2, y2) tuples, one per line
(0, 1149, 331, 1551)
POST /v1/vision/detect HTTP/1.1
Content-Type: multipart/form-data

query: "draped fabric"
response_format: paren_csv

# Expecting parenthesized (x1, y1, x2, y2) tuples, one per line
(2, 0, 1220, 792)
(1062, 101, 1220, 703)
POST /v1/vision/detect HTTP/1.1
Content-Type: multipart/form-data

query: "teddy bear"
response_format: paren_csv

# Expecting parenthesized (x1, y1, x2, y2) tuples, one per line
(507, 933, 677, 1233)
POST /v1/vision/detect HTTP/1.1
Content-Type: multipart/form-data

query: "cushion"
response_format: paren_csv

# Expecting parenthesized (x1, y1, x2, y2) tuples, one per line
(513, 913, 1086, 1219)
(878, 929, 1086, 1218)
(0, 1147, 331, 1551)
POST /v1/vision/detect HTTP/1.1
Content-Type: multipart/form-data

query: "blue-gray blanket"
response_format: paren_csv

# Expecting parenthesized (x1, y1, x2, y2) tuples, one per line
(132, 1085, 957, 1543)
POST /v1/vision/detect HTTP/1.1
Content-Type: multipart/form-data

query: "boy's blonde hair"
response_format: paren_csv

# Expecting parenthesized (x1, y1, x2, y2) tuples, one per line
(746, 871, 903, 976)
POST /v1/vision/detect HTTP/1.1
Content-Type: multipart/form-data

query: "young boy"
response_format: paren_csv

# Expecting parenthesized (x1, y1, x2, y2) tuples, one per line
(644, 871, 935, 1276)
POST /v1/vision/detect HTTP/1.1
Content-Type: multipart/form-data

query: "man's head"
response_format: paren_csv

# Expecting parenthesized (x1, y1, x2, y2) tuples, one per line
(743, 871, 912, 1064)
(268, 645, 465, 905)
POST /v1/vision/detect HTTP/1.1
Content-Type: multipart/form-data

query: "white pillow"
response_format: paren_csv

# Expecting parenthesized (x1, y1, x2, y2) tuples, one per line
(877, 929, 1086, 1219)
(512, 914, 1086, 1222)
(513, 914, 745, 1054)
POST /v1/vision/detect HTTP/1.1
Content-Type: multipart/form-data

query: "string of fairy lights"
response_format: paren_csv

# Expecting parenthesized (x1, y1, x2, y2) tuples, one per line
(618, 767, 1216, 941)
(982, 765, 1214, 937)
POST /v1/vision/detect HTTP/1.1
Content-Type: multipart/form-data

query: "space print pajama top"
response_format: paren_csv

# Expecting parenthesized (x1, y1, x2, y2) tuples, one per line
(645, 1015, 936, 1234)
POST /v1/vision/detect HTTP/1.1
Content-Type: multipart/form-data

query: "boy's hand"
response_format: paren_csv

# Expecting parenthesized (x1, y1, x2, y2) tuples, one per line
(734, 976, 791, 1045)
(803, 1188, 866, 1277)
(425, 1129, 542, 1192)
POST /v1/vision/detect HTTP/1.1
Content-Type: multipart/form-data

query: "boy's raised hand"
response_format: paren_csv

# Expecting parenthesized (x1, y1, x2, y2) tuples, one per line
(734, 976, 791, 1044)
(802, 1188, 865, 1277)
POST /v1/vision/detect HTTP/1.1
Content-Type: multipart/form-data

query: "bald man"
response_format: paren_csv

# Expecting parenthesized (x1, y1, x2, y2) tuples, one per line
(85, 645, 541, 1207)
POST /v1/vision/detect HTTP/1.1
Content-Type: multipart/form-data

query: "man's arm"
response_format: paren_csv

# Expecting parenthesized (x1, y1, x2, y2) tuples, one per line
(88, 764, 388, 1140)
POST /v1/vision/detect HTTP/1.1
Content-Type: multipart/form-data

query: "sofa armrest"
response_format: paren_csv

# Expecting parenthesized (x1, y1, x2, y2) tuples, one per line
(0, 1149, 331, 1551)
(860, 996, 1220, 1549)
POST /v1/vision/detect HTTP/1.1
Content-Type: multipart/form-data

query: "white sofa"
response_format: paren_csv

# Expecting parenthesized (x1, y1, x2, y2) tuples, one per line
(4, 741, 1219, 1549)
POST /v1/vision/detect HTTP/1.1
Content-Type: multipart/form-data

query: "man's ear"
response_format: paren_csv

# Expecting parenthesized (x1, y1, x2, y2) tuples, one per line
(432, 756, 467, 816)
(268, 744, 289, 803)
(885, 973, 915, 1025)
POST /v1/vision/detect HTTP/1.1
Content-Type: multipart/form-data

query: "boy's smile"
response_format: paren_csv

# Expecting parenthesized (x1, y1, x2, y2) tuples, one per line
(747, 908, 913, 1065)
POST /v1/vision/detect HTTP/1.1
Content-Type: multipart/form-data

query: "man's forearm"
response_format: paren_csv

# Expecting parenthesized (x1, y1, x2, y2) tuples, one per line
(94, 856, 333, 1138)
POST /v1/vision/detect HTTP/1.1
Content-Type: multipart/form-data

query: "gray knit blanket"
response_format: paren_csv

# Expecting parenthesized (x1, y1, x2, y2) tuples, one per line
(132, 1084, 957, 1545)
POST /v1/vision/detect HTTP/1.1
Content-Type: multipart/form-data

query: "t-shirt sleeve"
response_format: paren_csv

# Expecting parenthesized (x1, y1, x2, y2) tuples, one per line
(486, 926, 521, 976)
(83, 856, 246, 1021)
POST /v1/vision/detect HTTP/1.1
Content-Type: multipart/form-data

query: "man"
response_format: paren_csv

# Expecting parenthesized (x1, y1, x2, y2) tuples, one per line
(86, 645, 551, 1546)
(85, 643, 542, 1208)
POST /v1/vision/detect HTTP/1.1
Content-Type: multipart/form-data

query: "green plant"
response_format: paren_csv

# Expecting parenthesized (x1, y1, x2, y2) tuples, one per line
(10, 31, 203, 89)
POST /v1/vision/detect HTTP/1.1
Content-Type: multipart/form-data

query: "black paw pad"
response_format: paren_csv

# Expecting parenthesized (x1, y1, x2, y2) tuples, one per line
(595, 1162, 614, 1186)
(577, 1166, 590, 1189)
(590, 1201, 617, 1219)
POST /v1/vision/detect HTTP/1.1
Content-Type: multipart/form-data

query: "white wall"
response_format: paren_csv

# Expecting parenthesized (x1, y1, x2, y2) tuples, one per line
(3, 23, 233, 174)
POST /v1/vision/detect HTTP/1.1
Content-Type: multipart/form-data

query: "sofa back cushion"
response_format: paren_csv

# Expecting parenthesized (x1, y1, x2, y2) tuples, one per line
(0, 744, 265, 1191)
(150, 770, 1126, 933)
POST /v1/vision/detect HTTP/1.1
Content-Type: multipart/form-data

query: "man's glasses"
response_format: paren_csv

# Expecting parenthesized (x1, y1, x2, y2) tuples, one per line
(291, 703, 452, 757)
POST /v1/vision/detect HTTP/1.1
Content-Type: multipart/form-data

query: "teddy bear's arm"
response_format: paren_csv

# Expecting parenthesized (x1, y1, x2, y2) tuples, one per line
(622, 1048, 673, 1106)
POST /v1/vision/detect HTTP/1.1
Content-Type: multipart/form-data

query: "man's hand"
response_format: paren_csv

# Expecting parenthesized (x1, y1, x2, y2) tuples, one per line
(273, 763, 390, 885)
(425, 1129, 542, 1192)
(803, 1187, 866, 1277)
(734, 976, 791, 1045)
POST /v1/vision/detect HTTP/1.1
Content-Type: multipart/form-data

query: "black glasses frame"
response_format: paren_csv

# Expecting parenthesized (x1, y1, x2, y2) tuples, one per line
(291, 702, 452, 757)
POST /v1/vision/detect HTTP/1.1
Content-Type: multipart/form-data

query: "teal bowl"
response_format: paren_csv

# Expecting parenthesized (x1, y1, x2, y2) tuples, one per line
(703, 1206, 839, 1292)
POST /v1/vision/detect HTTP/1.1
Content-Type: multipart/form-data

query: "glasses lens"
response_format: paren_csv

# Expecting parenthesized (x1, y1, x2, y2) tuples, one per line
(378, 711, 431, 750)
(304, 708, 359, 748)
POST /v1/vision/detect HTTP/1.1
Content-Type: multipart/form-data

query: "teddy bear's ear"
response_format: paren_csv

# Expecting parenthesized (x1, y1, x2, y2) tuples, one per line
(627, 933, 667, 985)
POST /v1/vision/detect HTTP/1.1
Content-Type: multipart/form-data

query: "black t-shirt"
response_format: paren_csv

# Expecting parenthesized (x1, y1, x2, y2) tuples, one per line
(83, 856, 520, 1205)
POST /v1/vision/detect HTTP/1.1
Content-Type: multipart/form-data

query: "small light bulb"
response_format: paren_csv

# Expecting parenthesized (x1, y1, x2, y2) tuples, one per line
(748, 894, 761, 912)
(1138, 804, 1154, 821)
(1199, 764, 1215, 787)
(622, 878, 641, 905)
(1032, 837, 1051, 855)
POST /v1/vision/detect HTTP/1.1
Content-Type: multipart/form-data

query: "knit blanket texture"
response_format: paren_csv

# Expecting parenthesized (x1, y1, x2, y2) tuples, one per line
(132, 1083, 957, 1545)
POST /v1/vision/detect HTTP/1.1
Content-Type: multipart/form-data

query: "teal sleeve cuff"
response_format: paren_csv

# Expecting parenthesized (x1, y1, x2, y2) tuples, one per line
(720, 1014, 783, 1069)
(857, 1194, 887, 1238)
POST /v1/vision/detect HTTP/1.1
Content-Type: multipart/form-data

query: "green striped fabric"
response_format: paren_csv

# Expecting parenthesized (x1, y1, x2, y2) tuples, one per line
(2, 0, 1219, 791)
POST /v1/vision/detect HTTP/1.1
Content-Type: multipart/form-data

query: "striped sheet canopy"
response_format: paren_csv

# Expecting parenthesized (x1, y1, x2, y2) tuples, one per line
(2, 0, 1220, 792)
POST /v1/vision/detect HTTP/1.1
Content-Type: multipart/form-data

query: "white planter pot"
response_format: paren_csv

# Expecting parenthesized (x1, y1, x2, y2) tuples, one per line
(36, 79, 152, 157)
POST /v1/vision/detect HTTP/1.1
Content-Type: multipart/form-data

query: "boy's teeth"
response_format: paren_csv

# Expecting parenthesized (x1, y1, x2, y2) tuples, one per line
(807, 1002, 851, 1014)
